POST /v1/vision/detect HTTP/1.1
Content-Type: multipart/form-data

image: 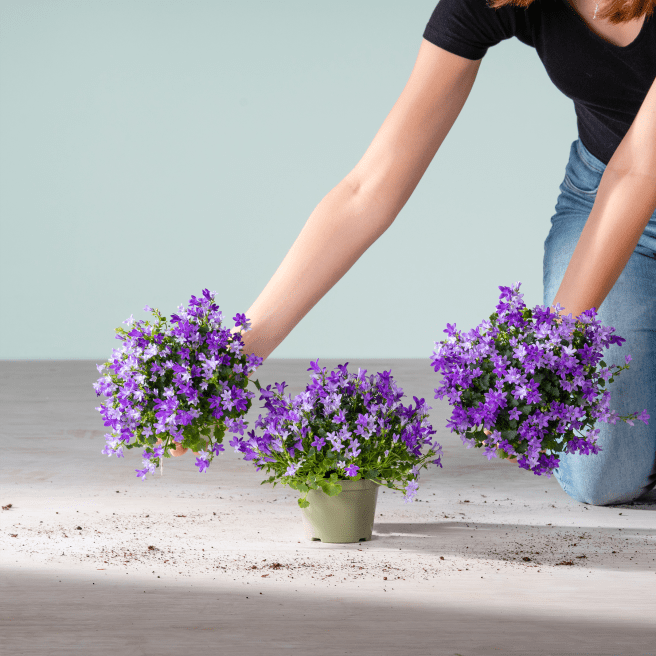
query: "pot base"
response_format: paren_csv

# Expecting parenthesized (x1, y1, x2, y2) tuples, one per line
(300, 479, 380, 544)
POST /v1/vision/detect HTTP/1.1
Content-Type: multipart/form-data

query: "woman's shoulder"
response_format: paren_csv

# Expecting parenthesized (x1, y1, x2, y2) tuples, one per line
(423, 0, 534, 60)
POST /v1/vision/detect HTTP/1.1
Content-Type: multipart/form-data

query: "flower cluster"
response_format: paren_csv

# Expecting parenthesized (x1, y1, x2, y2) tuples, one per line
(229, 360, 443, 507)
(430, 282, 649, 477)
(93, 289, 263, 480)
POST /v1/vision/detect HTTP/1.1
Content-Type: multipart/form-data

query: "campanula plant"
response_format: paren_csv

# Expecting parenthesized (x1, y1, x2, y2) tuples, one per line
(229, 360, 443, 508)
(430, 282, 649, 477)
(93, 289, 263, 480)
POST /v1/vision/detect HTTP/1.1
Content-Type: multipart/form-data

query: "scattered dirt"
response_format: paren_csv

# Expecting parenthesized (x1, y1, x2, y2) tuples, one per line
(2, 499, 653, 582)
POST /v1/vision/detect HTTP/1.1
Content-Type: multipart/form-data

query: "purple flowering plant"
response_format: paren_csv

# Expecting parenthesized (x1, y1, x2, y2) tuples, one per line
(430, 282, 649, 477)
(229, 360, 443, 508)
(93, 289, 263, 480)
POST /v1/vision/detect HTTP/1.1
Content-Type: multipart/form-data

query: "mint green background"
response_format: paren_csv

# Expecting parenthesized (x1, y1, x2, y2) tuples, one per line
(0, 0, 577, 360)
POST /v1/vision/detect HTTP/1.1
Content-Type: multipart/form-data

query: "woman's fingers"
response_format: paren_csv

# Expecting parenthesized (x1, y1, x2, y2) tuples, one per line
(483, 429, 546, 463)
(170, 443, 190, 457)
(483, 429, 518, 463)
(156, 438, 188, 457)
(151, 327, 252, 461)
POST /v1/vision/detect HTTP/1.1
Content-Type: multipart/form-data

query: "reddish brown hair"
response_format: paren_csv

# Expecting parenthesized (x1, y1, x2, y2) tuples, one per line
(487, 0, 655, 25)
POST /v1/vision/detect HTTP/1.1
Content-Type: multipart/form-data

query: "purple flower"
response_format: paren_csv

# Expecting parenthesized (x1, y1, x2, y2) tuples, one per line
(233, 313, 251, 331)
(311, 435, 326, 449)
(431, 281, 645, 476)
(508, 407, 522, 421)
(95, 289, 262, 481)
(333, 409, 346, 424)
(285, 462, 301, 477)
(403, 479, 419, 503)
(239, 359, 442, 506)
(195, 451, 211, 473)
(484, 446, 498, 460)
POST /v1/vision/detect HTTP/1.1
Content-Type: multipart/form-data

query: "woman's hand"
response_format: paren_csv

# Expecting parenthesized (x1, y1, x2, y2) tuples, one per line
(157, 438, 194, 457)
(162, 326, 254, 458)
(483, 429, 518, 463)
(483, 429, 548, 463)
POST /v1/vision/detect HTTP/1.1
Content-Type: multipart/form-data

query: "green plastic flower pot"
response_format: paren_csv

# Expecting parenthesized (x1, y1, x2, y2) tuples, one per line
(300, 478, 380, 543)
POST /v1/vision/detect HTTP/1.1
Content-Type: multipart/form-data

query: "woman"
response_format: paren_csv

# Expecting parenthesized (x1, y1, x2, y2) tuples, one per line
(177, 0, 656, 506)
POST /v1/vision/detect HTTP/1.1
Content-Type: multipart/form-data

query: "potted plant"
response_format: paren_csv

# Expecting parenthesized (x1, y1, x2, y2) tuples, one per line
(430, 282, 649, 476)
(93, 289, 263, 479)
(229, 360, 444, 543)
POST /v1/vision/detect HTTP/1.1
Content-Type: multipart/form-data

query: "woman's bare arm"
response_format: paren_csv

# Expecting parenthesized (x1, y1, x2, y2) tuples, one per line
(172, 41, 483, 457)
(241, 40, 482, 364)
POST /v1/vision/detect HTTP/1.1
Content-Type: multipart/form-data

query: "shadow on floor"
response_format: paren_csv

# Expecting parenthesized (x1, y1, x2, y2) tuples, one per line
(1, 568, 653, 656)
(366, 521, 655, 572)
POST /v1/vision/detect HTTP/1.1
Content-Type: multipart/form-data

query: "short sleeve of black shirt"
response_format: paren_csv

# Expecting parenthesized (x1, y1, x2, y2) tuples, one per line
(419, 0, 656, 167)
(422, 0, 521, 60)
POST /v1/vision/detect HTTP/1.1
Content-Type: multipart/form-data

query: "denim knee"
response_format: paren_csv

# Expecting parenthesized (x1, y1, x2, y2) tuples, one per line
(555, 458, 654, 506)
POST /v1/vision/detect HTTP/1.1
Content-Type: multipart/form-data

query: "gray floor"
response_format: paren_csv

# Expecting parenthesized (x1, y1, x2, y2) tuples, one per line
(1, 359, 655, 656)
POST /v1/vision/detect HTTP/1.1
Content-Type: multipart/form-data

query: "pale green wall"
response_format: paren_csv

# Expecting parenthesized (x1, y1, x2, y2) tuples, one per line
(0, 0, 577, 360)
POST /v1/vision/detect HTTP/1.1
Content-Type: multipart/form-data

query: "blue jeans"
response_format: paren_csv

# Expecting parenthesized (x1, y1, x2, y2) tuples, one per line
(543, 138, 656, 505)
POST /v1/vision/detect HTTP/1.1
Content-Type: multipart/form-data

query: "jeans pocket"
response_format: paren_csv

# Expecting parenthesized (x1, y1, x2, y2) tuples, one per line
(563, 143, 602, 197)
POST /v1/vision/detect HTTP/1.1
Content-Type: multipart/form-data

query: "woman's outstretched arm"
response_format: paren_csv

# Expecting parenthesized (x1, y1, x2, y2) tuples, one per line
(171, 40, 483, 456)
(240, 40, 483, 364)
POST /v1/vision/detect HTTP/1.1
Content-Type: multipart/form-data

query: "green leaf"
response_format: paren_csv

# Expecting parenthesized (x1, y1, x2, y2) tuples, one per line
(296, 483, 309, 494)
(298, 498, 310, 508)
(324, 483, 342, 497)
(316, 479, 331, 495)
(366, 469, 380, 479)
(185, 434, 209, 453)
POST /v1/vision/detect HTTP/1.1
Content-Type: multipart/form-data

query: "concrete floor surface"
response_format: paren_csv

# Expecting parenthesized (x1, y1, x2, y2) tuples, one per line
(1, 359, 655, 656)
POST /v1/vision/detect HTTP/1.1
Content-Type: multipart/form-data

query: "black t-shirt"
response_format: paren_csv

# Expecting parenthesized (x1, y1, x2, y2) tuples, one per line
(423, 0, 656, 165)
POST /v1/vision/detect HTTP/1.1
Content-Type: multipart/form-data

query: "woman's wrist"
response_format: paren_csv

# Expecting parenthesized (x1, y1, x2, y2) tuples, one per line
(234, 322, 270, 367)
